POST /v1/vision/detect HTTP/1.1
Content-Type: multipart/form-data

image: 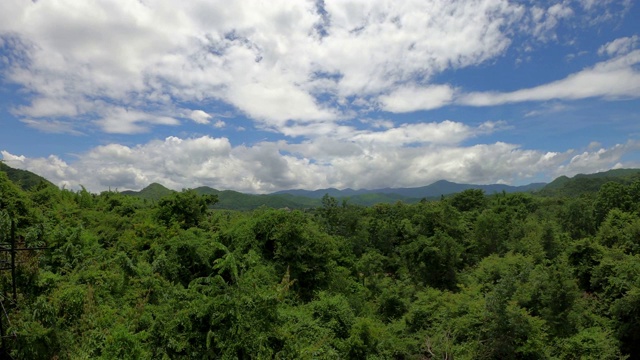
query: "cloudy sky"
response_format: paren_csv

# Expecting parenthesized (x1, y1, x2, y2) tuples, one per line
(0, 0, 639, 193)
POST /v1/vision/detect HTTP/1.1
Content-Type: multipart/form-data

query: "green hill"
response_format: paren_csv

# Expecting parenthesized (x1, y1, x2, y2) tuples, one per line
(274, 180, 546, 199)
(194, 186, 320, 210)
(0, 161, 55, 190)
(122, 184, 321, 210)
(340, 192, 420, 206)
(122, 184, 423, 210)
(80, 167, 640, 209)
(121, 182, 174, 201)
(539, 168, 640, 197)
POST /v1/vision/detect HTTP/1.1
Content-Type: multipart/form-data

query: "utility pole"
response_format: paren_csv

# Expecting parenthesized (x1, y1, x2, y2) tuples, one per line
(0, 218, 49, 358)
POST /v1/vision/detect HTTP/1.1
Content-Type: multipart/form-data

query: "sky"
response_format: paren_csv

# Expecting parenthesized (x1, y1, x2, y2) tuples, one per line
(0, 0, 639, 193)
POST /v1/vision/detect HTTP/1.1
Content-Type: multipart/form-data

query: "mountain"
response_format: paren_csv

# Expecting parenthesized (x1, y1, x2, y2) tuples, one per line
(193, 186, 320, 210)
(538, 168, 640, 197)
(5, 160, 638, 209)
(120, 182, 174, 201)
(274, 180, 547, 199)
(340, 192, 416, 206)
(122, 184, 321, 210)
(271, 187, 369, 199)
(0, 161, 55, 190)
(120, 180, 549, 210)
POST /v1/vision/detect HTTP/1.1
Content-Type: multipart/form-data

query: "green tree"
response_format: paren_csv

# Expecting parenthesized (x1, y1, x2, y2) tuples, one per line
(594, 182, 631, 226)
(156, 189, 218, 229)
(450, 188, 487, 212)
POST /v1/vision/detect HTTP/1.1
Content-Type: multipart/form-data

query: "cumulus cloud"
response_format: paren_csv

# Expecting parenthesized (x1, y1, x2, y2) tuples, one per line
(189, 110, 212, 124)
(349, 120, 496, 146)
(3, 129, 636, 193)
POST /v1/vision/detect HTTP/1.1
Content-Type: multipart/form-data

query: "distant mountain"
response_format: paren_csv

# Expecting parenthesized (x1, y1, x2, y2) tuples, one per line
(110, 168, 640, 210)
(538, 169, 640, 197)
(192, 186, 320, 210)
(274, 180, 547, 199)
(120, 183, 174, 200)
(122, 184, 320, 210)
(341, 192, 417, 206)
(272, 187, 370, 199)
(6, 160, 638, 209)
(0, 162, 55, 190)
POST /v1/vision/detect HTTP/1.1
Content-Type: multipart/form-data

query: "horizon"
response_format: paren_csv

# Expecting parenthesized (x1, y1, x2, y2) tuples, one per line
(1, 0, 639, 193)
(8, 160, 638, 195)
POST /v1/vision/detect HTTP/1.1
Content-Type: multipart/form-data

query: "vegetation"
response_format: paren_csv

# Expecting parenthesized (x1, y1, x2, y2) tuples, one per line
(0, 162, 54, 191)
(538, 169, 640, 197)
(0, 165, 639, 358)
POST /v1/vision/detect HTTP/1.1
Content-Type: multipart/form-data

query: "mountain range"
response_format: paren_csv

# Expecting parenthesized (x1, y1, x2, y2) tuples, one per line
(2, 161, 640, 210)
(273, 180, 547, 199)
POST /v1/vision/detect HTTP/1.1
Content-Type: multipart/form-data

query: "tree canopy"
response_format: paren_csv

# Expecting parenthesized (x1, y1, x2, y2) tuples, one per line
(0, 171, 638, 359)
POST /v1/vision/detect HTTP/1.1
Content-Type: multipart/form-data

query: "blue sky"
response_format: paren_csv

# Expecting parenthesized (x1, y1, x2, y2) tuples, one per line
(0, 0, 639, 193)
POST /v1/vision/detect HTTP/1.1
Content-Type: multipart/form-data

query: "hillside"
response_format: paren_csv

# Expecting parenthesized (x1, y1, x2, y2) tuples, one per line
(120, 182, 174, 200)
(538, 168, 640, 197)
(1, 164, 639, 358)
(120, 184, 423, 210)
(193, 186, 320, 210)
(4, 160, 640, 208)
(0, 161, 54, 190)
(274, 180, 547, 199)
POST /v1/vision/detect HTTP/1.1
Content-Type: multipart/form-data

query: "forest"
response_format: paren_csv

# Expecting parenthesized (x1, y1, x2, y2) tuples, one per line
(1, 167, 640, 359)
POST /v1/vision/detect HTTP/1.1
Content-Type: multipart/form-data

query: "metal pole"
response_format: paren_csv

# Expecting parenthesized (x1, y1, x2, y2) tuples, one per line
(10, 220, 16, 303)
(0, 302, 4, 359)
(0, 220, 6, 357)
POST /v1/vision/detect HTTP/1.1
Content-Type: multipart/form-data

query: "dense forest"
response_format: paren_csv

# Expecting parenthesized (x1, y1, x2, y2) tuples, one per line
(1, 167, 640, 359)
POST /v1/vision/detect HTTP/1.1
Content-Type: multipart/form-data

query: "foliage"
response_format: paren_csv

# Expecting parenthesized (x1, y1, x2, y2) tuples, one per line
(0, 167, 638, 359)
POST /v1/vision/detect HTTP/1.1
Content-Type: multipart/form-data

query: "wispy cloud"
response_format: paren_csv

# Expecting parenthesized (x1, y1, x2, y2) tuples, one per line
(598, 35, 639, 57)
(458, 50, 640, 107)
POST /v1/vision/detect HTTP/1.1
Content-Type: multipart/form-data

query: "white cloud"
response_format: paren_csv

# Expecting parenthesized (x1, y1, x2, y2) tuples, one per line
(14, 97, 78, 118)
(0, 0, 634, 149)
(19, 118, 84, 135)
(378, 85, 455, 113)
(527, 3, 574, 41)
(555, 140, 640, 177)
(577, 0, 633, 23)
(598, 35, 639, 57)
(349, 120, 491, 145)
(459, 50, 640, 106)
(3, 128, 636, 193)
(588, 141, 602, 150)
(0, 0, 529, 133)
(96, 107, 180, 134)
(189, 110, 212, 124)
(524, 102, 569, 117)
